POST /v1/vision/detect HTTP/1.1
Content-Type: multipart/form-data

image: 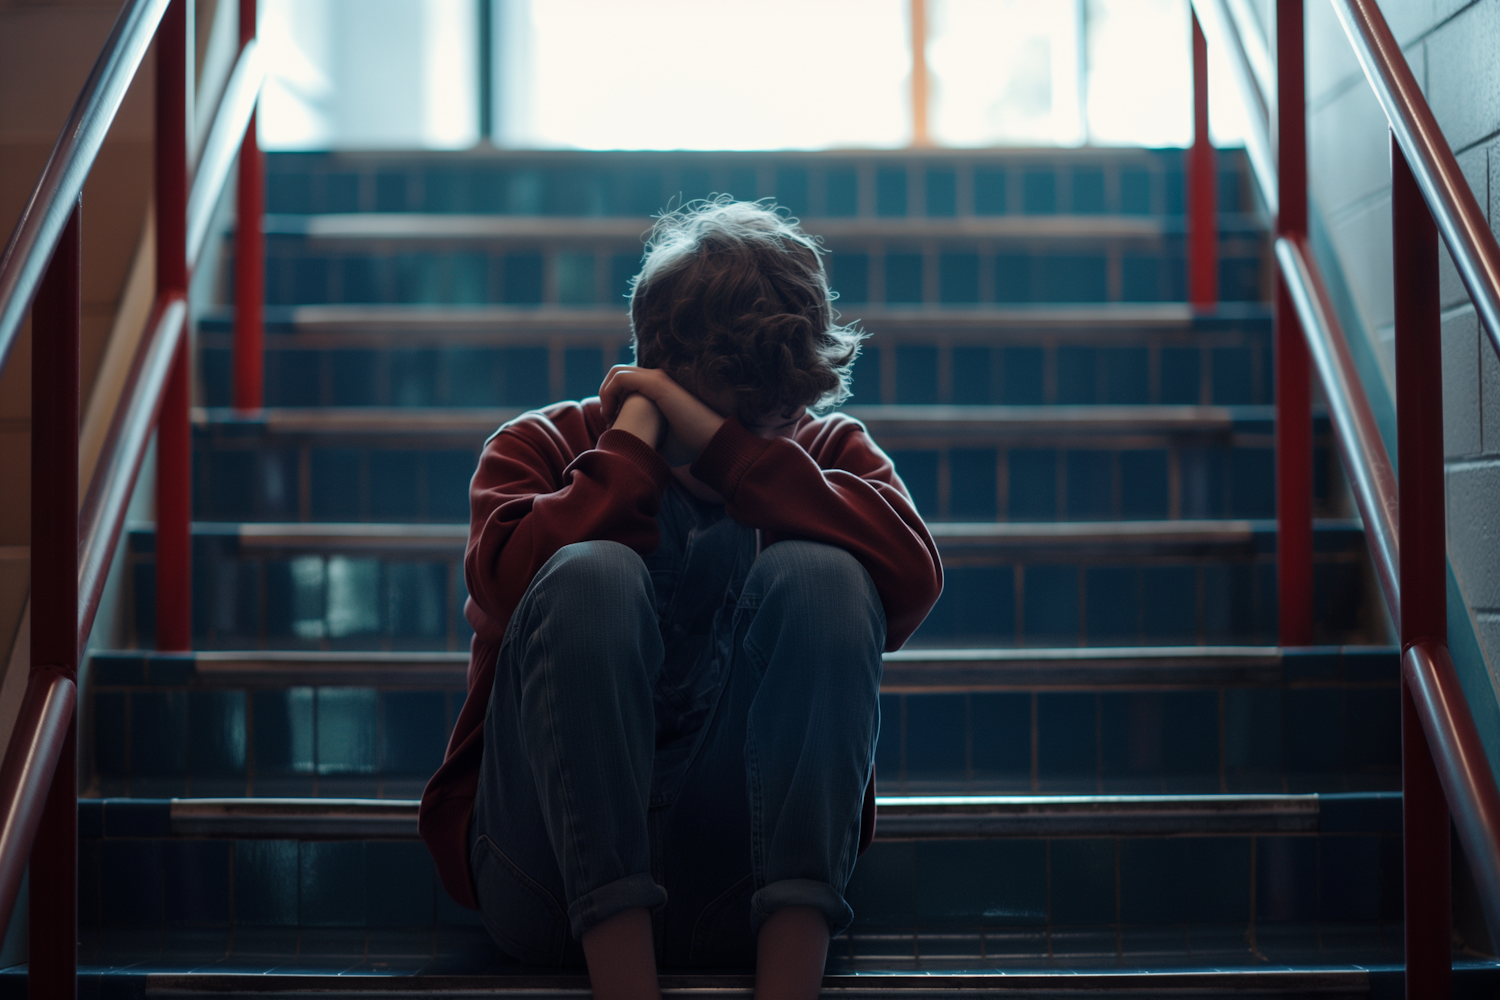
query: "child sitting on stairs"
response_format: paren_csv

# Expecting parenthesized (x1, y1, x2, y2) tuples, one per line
(419, 198, 942, 1000)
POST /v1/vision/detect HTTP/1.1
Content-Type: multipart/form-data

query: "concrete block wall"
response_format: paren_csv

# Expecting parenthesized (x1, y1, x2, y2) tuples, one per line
(1304, 0, 1500, 693)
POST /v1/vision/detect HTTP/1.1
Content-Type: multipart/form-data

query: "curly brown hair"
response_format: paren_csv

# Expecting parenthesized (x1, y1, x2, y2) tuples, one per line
(627, 198, 865, 417)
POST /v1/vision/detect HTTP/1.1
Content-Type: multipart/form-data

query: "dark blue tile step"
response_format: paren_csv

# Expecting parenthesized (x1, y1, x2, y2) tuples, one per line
(190, 405, 1336, 523)
(134, 519, 1368, 558)
(81, 791, 1389, 840)
(85, 647, 1398, 799)
(200, 299, 1270, 333)
(196, 305, 1278, 409)
(14, 961, 1500, 996)
(248, 235, 1266, 308)
(121, 521, 1377, 652)
(87, 644, 1397, 690)
(72, 793, 1414, 940)
(255, 147, 1256, 220)
(264, 211, 1269, 239)
(197, 402, 1300, 439)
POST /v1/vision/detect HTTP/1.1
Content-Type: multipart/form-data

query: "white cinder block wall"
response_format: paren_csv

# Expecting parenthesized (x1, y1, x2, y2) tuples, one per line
(1303, 0, 1500, 699)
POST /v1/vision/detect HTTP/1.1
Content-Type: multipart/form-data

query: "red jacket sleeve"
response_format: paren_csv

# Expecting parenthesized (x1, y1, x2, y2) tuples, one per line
(690, 415, 942, 650)
(465, 420, 673, 639)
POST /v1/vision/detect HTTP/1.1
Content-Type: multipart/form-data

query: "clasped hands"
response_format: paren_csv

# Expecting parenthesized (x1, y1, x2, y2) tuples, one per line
(600, 366, 729, 467)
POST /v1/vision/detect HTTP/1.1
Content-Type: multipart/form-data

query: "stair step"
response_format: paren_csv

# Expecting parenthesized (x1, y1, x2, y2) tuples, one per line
(197, 307, 1277, 411)
(253, 146, 1252, 220)
(270, 208, 1200, 238)
(69, 793, 1415, 959)
(89, 644, 1396, 690)
(14, 962, 1500, 996)
(192, 410, 1334, 525)
(268, 211, 1242, 241)
(85, 646, 1399, 800)
(196, 403, 1297, 438)
(242, 147, 1270, 313)
(255, 234, 1267, 312)
(121, 521, 1377, 652)
(87, 792, 1385, 840)
(205, 301, 1264, 334)
(138, 518, 1366, 556)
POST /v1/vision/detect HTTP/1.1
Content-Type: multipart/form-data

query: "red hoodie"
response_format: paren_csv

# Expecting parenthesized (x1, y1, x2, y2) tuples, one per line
(419, 399, 943, 909)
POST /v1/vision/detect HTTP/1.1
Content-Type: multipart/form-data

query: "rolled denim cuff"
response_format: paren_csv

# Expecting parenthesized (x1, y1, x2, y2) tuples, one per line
(566, 873, 668, 940)
(750, 878, 854, 937)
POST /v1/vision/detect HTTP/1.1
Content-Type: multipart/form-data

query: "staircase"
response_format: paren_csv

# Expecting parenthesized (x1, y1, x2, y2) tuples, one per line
(20, 148, 1500, 995)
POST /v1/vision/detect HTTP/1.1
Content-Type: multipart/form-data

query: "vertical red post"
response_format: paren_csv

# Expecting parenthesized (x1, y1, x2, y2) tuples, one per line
(29, 202, 81, 998)
(1188, 10, 1217, 309)
(1275, 0, 1312, 645)
(234, 0, 264, 413)
(156, 0, 192, 651)
(1392, 136, 1451, 1000)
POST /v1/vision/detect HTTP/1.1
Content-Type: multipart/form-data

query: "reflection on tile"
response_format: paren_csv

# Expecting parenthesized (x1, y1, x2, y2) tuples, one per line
(100, 839, 164, 927)
(915, 840, 1046, 928)
(164, 841, 232, 927)
(300, 842, 366, 927)
(903, 694, 966, 780)
(253, 688, 315, 779)
(969, 692, 1030, 789)
(366, 842, 437, 928)
(235, 841, 298, 927)
(189, 691, 246, 781)
(1037, 693, 1096, 792)
(381, 690, 450, 777)
(845, 842, 915, 929)
(316, 688, 378, 774)
(1050, 840, 1117, 926)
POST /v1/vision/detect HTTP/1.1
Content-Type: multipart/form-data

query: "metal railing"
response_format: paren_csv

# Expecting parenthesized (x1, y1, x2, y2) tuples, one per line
(0, 0, 265, 985)
(1195, 0, 1500, 993)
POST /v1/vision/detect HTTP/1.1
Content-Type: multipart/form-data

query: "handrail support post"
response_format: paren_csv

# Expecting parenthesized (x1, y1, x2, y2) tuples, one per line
(155, 0, 192, 651)
(1275, 0, 1313, 645)
(1189, 9, 1218, 310)
(29, 201, 80, 996)
(1392, 133, 1451, 1000)
(233, 0, 263, 413)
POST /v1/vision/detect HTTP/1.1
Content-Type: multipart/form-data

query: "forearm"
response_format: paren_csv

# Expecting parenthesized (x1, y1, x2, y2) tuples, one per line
(689, 418, 942, 648)
(466, 432, 672, 620)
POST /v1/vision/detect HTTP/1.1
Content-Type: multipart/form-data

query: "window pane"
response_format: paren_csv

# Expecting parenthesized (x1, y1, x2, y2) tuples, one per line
(928, 0, 1084, 147)
(261, 0, 478, 150)
(496, 0, 909, 150)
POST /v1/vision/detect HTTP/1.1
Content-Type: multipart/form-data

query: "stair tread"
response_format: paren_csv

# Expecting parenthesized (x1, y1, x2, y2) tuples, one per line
(79, 791, 1398, 840)
(136, 519, 1366, 550)
(193, 403, 1313, 438)
(199, 301, 1272, 334)
(89, 644, 1397, 690)
(15, 944, 1500, 991)
(263, 210, 1267, 241)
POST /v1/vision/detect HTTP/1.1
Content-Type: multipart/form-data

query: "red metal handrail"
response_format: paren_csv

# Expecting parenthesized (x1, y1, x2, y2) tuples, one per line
(0, 0, 266, 979)
(1202, 0, 1500, 990)
(1273, 234, 1398, 617)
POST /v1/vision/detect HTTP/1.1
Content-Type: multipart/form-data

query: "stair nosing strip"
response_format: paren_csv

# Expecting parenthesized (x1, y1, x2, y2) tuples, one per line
(136, 967, 1378, 989)
(128, 519, 1366, 553)
(158, 793, 1329, 840)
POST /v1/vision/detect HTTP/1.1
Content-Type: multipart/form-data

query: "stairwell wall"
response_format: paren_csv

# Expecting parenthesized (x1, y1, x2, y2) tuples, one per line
(1303, 0, 1500, 757)
(0, 1, 157, 716)
(0, 0, 225, 751)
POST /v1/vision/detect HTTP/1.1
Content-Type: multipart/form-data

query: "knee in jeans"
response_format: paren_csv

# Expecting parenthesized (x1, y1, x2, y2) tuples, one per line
(751, 541, 882, 635)
(534, 540, 651, 611)
(520, 542, 657, 673)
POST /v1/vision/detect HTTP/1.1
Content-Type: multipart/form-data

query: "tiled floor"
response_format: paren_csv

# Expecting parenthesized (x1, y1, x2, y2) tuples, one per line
(59, 922, 1408, 969)
(11, 923, 1495, 998)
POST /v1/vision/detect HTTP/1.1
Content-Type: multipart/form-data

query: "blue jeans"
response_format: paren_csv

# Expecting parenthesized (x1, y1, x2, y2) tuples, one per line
(469, 483, 885, 967)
